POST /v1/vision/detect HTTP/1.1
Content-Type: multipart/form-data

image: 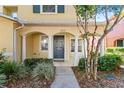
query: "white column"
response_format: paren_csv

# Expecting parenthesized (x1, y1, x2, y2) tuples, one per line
(0, 5, 3, 14)
(13, 30, 16, 62)
(22, 35, 26, 62)
(74, 35, 78, 66)
(100, 39, 105, 56)
(48, 35, 53, 59)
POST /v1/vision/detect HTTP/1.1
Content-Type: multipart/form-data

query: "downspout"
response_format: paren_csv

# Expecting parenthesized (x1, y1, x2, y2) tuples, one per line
(13, 21, 24, 62)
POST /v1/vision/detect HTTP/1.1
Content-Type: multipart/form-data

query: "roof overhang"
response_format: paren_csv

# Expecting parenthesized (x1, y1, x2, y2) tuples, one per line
(23, 21, 105, 26)
(0, 13, 21, 25)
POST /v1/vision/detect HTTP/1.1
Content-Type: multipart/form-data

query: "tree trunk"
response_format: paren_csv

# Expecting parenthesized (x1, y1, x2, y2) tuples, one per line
(93, 37, 104, 80)
(87, 45, 91, 78)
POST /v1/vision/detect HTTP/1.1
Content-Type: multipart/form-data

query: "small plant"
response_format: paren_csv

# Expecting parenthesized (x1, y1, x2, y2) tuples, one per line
(15, 64, 28, 79)
(106, 48, 114, 53)
(98, 54, 122, 71)
(0, 74, 6, 87)
(115, 48, 124, 53)
(0, 61, 27, 80)
(0, 48, 7, 62)
(32, 62, 55, 80)
(78, 58, 86, 70)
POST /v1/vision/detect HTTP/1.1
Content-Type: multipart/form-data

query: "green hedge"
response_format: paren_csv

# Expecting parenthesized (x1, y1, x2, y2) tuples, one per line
(106, 48, 114, 53)
(78, 54, 122, 71)
(115, 48, 124, 53)
(98, 54, 122, 71)
(24, 58, 53, 70)
(107, 47, 124, 54)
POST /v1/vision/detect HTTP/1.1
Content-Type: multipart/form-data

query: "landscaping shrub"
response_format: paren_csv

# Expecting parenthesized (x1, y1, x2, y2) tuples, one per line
(32, 62, 55, 80)
(98, 54, 122, 71)
(106, 47, 124, 55)
(78, 58, 86, 70)
(106, 48, 114, 53)
(24, 58, 53, 70)
(115, 48, 124, 53)
(78, 54, 122, 71)
(0, 48, 7, 62)
(0, 74, 6, 87)
(0, 61, 27, 80)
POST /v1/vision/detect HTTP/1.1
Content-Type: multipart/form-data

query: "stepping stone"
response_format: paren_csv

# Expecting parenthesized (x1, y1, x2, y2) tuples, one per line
(105, 74, 116, 80)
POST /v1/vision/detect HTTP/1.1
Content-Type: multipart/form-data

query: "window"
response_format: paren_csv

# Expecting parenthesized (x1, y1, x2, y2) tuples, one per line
(71, 39, 82, 52)
(116, 40, 124, 47)
(41, 36, 48, 50)
(42, 5, 56, 13)
(78, 39, 82, 52)
(33, 5, 64, 13)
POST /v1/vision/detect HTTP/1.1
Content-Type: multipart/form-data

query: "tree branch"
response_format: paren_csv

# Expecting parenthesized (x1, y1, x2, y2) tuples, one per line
(74, 5, 85, 34)
(107, 5, 124, 33)
(104, 5, 109, 34)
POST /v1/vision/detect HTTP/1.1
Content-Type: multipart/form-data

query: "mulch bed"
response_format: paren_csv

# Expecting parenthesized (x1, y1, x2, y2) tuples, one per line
(72, 67, 124, 88)
(5, 75, 53, 88)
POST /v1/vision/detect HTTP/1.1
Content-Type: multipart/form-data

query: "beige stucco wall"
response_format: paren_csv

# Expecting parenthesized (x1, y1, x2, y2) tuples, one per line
(3, 7, 11, 16)
(16, 31, 22, 62)
(17, 5, 77, 24)
(0, 17, 14, 59)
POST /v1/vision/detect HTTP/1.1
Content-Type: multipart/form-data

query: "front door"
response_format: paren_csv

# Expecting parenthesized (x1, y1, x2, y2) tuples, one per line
(54, 36, 64, 59)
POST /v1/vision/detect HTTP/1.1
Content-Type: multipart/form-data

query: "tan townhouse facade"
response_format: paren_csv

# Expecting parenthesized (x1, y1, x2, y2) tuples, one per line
(0, 5, 105, 66)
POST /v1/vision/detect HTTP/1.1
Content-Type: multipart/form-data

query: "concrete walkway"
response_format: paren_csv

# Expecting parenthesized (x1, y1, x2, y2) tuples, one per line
(51, 67, 80, 88)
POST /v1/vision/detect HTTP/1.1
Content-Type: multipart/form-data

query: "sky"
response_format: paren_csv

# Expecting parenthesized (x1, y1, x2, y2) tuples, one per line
(96, 12, 114, 22)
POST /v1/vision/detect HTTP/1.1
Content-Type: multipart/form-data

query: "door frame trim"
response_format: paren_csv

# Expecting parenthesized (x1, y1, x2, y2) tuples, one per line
(53, 35, 65, 60)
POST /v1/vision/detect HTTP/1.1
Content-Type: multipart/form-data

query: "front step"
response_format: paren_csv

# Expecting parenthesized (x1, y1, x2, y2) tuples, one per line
(54, 60, 64, 62)
(54, 59, 64, 62)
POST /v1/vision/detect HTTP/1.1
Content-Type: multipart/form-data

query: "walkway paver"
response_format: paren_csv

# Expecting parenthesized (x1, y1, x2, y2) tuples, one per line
(51, 67, 80, 88)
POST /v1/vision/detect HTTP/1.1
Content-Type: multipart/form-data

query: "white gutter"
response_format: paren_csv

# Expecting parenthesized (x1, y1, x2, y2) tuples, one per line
(13, 19, 24, 62)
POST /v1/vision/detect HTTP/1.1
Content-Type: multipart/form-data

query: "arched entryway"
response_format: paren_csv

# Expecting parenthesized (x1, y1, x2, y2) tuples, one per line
(21, 29, 85, 66)
(22, 31, 49, 61)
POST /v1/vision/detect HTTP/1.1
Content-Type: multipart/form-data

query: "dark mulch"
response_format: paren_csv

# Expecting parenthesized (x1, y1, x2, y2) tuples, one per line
(5, 75, 53, 88)
(72, 67, 124, 88)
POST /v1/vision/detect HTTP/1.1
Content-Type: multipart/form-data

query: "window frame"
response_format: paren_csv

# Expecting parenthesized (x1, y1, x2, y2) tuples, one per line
(116, 39, 124, 47)
(40, 35, 48, 51)
(70, 38, 82, 53)
(40, 5, 58, 14)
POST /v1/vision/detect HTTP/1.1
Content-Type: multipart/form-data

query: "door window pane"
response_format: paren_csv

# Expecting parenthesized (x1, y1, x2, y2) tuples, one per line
(71, 39, 75, 52)
(78, 39, 82, 52)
